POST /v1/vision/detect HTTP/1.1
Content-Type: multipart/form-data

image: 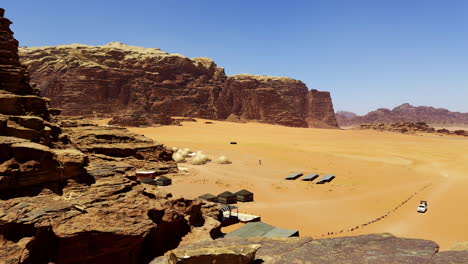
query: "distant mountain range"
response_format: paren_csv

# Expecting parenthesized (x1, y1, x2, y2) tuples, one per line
(336, 103, 468, 127)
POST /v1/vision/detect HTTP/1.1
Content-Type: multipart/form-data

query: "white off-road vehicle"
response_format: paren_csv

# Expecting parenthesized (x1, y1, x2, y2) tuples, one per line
(417, 201, 427, 213)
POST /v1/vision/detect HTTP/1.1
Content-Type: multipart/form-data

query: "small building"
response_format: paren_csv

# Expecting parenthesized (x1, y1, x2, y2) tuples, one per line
(225, 222, 299, 238)
(285, 172, 303, 180)
(218, 191, 237, 204)
(136, 170, 156, 181)
(235, 189, 254, 202)
(198, 193, 219, 202)
(316, 174, 335, 184)
(302, 173, 319, 181)
(156, 176, 172, 186)
(141, 178, 157, 185)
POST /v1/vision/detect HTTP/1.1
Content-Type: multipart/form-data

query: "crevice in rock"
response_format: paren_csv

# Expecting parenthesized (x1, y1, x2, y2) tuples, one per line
(141, 214, 191, 263)
(25, 226, 59, 264)
(0, 223, 36, 243)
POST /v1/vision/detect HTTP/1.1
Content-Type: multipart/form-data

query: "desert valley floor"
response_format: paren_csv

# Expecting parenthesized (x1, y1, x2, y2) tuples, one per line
(121, 119, 468, 250)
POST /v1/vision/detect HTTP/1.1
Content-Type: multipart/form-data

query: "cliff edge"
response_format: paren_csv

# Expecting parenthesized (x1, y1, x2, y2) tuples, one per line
(19, 43, 338, 128)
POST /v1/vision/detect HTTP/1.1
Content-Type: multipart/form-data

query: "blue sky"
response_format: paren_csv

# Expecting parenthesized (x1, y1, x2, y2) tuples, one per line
(3, 0, 468, 114)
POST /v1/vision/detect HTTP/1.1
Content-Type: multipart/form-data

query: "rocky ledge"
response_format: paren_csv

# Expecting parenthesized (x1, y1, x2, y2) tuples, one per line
(19, 43, 338, 128)
(359, 122, 468, 136)
(336, 103, 468, 128)
(152, 234, 468, 264)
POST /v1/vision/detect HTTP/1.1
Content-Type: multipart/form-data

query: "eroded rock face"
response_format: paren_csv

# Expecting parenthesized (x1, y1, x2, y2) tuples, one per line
(19, 43, 338, 128)
(108, 109, 181, 127)
(153, 234, 468, 264)
(0, 180, 222, 264)
(0, 8, 81, 196)
(1, 9, 222, 264)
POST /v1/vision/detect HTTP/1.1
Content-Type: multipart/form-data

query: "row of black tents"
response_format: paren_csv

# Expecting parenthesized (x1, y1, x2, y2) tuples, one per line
(285, 172, 335, 184)
(199, 189, 254, 204)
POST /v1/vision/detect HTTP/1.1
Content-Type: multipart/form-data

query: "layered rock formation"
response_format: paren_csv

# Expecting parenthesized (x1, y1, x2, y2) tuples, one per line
(359, 122, 468, 136)
(337, 103, 468, 127)
(108, 109, 180, 127)
(152, 234, 468, 264)
(19, 43, 338, 128)
(0, 9, 222, 264)
(0, 7, 73, 196)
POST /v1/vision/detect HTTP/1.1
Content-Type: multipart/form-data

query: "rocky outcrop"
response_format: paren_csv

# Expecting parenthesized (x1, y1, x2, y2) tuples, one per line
(0, 8, 82, 197)
(153, 244, 260, 264)
(337, 103, 468, 127)
(0, 179, 222, 264)
(108, 109, 181, 127)
(1, 9, 222, 264)
(359, 121, 468, 136)
(19, 43, 338, 128)
(0, 8, 60, 145)
(152, 234, 468, 264)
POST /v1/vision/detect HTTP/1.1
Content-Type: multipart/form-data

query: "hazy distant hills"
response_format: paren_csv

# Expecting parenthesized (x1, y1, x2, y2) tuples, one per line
(336, 103, 468, 127)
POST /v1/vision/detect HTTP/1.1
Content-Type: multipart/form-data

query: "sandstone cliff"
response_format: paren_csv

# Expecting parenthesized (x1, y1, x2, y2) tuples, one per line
(19, 43, 338, 128)
(337, 103, 468, 127)
(0, 9, 221, 264)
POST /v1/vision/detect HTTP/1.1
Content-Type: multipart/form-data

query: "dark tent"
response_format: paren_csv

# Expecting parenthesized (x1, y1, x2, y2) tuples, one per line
(235, 189, 254, 202)
(198, 193, 218, 202)
(141, 178, 157, 185)
(218, 191, 237, 204)
(156, 176, 172, 186)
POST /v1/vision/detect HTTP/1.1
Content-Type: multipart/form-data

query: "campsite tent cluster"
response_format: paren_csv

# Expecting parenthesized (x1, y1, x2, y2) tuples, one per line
(285, 172, 335, 184)
(198, 189, 254, 204)
(136, 171, 172, 186)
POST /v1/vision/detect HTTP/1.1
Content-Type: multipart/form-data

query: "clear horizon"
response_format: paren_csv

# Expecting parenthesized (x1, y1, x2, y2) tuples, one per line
(3, 1, 468, 115)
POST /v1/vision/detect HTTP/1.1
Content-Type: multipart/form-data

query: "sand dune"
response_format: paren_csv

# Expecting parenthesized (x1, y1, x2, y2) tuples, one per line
(127, 119, 468, 249)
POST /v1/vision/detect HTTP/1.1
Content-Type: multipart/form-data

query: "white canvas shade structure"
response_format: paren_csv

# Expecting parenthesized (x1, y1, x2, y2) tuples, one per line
(220, 204, 238, 218)
(285, 172, 303, 180)
(316, 174, 335, 184)
(225, 222, 299, 238)
(136, 170, 156, 175)
(302, 173, 319, 181)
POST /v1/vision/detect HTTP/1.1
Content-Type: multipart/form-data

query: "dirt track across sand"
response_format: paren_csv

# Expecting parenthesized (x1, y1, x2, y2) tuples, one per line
(127, 119, 468, 249)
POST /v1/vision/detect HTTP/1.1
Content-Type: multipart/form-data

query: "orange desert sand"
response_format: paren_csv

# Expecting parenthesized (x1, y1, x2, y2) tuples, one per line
(126, 119, 468, 250)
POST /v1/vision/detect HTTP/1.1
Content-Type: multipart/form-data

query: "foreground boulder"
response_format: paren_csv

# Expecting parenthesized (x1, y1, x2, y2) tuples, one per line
(153, 234, 468, 264)
(19, 43, 338, 128)
(152, 244, 260, 264)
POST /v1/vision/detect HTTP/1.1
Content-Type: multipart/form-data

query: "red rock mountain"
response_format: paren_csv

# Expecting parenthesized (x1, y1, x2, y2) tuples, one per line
(19, 43, 338, 128)
(336, 103, 468, 127)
